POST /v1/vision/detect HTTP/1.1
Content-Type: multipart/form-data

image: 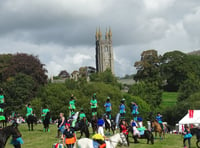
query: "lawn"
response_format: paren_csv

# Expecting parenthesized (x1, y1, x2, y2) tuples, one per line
(160, 92, 178, 108)
(5, 124, 197, 148)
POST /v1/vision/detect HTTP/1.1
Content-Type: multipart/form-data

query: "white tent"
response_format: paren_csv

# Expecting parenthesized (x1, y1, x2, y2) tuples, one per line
(178, 110, 200, 132)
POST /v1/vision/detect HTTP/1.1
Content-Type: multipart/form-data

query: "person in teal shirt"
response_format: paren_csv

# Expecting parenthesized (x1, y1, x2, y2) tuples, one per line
(0, 88, 5, 121)
(119, 98, 126, 119)
(25, 104, 33, 117)
(104, 97, 112, 119)
(90, 93, 97, 116)
(68, 94, 76, 116)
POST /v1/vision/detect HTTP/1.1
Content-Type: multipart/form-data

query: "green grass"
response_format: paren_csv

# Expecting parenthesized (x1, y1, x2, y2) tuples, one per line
(161, 92, 178, 108)
(5, 124, 198, 148)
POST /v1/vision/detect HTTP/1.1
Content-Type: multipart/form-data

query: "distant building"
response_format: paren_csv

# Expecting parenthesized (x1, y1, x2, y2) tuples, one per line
(58, 70, 70, 79)
(71, 70, 79, 81)
(95, 28, 114, 74)
(79, 66, 96, 78)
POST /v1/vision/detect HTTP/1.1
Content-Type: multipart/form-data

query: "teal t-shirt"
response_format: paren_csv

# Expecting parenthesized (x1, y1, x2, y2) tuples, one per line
(90, 99, 97, 108)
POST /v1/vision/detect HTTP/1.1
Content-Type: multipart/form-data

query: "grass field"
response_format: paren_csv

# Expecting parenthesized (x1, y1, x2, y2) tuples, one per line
(160, 92, 178, 108)
(5, 124, 198, 148)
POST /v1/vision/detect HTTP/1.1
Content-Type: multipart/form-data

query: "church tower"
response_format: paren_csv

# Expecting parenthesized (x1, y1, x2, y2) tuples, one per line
(95, 28, 114, 74)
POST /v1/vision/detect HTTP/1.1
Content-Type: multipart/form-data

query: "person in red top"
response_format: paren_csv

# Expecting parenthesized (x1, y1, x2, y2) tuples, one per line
(120, 120, 129, 146)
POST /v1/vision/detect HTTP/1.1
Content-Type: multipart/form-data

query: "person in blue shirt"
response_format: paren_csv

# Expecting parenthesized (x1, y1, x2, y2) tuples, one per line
(104, 97, 112, 119)
(119, 98, 126, 119)
(97, 116, 105, 137)
(156, 112, 163, 130)
(131, 102, 139, 121)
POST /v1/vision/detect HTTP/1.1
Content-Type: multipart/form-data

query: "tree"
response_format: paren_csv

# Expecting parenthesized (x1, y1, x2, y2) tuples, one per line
(161, 51, 188, 91)
(3, 73, 35, 114)
(134, 50, 161, 83)
(3, 53, 48, 86)
(129, 81, 162, 108)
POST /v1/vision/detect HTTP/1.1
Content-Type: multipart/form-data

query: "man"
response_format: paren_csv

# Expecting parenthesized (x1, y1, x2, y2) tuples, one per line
(0, 88, 5, 118)
(79, 108, 86, 120)
(90, 93, 98, 116)
(104, 97, 112, 119)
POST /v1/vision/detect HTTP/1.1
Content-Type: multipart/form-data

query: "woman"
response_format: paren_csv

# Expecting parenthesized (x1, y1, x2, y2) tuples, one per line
(131, 119, 140, 138)
(68, 94, 76, 116)
(104, 97, 112, 119)
(183, 125, 192, 148)
(90, 93, 98, 116)
(58, 113, 66, 138)
(63, 123, 76, 148)
(131, 102, 139, 121)
(119, 98, 126, 119)
(120, 120, 129, 146)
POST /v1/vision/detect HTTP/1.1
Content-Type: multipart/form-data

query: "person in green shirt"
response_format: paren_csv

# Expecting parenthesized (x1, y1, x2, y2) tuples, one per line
(79, 108, 86, 120)
(68, 94, 76, 116)
(41, 105, 50, 120)
(25, 104, 33, 117)
(0, 88, 5, 113)
(90, 93, 98, 116)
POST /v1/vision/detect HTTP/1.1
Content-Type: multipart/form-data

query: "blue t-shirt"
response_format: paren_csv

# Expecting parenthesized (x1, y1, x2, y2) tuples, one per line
(119, 104, 126, 113)
(97, 119, 104, 126)
(156, 115, 162, 123)
(104, 102, 111, 112)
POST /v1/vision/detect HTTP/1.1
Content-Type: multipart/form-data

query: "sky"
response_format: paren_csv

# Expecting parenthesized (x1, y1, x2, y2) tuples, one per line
(0, 0, 200, 77)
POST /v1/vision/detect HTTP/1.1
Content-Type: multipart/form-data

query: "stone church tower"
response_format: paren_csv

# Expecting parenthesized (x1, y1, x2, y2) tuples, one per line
(95, 28, 114, 74)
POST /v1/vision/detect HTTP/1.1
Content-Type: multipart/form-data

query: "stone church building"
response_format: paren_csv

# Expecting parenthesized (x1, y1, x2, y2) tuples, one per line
(95, 28, 114, 74)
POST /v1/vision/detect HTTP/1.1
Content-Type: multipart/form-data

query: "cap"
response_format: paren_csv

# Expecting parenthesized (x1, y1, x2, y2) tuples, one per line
(107, 96, 110, 99)
(65, 123, 70, 127)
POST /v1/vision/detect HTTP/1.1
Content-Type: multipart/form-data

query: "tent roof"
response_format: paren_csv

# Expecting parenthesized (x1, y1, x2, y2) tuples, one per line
(179, 110, 200, 124)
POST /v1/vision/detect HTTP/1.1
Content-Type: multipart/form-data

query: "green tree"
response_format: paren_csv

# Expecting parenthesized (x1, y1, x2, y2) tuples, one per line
(161, 51, 188, 91)
(134, 50, 161, 83)
(129, 81, 162, 108)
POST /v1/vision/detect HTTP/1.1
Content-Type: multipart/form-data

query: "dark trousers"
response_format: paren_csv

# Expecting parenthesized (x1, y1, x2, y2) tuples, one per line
(66, 144, 74, 148)
(106, 111, 111, 119)
(183, 138, 191, 148)
(14, 144, 21, 148)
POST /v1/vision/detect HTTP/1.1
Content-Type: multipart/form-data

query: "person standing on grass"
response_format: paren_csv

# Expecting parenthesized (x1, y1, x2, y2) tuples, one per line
(57, 113, 66, 138)
(183, 125, 192, 148)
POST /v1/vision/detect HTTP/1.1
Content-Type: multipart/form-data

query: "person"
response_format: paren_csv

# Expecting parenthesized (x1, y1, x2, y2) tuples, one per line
(25, 104, 33, 117)
(90, 93, 98, 116)
(119, 98, 126, 119)
(58, 113, 66, 138)
(11, 133, 24, 148)
(97, 116, 105, 137)
(104, 97, 112, 119)
(79, 108, 86, 120)
(63, 123, 76, 148)
(183, 125, 192, 148)
(41, 105, 50, 120)
(120, 120, 129, 146)
(68, 94, 76, 116)
(0, 88, 5, 118)
(131, 102, 139, 121)
(156, 112, 164, 130)
(92, 134, 106, 148)
(131, 119, 140, 138)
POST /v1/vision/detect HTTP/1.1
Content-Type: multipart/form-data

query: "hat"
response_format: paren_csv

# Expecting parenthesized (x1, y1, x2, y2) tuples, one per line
(65, 123, 70, 127)
(80, 107, 84, 111)
(107, 96, 110, 99)
(121, 98, 125, 101)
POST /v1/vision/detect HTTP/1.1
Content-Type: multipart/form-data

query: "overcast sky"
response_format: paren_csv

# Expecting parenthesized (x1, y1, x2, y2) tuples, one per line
(0, 0, 200, 77)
